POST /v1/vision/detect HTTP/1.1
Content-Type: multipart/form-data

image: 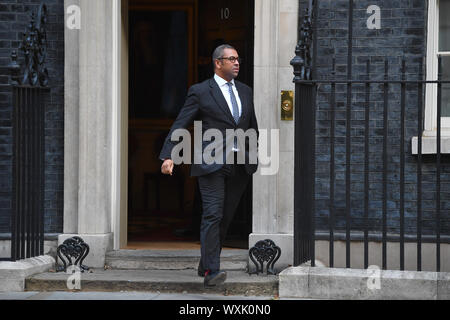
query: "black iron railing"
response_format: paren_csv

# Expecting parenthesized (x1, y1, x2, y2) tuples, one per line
(11, 85, 48, 261)
(292, 0, 450, 272)
(4, 3, 49, 262)
(292, 3, 317, 268)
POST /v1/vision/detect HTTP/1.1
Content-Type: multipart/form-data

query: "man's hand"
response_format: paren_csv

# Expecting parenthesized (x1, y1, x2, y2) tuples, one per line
(161, 159, 174, 175)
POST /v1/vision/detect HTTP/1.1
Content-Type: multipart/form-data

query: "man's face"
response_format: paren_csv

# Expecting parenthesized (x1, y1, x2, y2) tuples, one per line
(215, 48, 240, 81)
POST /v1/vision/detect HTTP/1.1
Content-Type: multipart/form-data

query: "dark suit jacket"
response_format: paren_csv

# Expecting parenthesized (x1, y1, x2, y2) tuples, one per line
(159, 77, 259, 177)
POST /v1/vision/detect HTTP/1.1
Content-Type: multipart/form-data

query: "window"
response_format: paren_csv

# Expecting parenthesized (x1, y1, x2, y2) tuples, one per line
(413, 0, 450, 153)
(425, 0, 450, 134)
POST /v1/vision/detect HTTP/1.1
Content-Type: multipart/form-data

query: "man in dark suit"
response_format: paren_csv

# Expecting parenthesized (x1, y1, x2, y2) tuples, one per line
(159, 44, 259, 287)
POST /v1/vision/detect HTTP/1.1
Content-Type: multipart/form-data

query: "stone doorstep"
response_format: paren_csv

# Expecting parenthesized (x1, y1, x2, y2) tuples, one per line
(279, 266, 450, 300)
(104, 249, 249, 271)
(105, 249, 249, 259)
(0, 255, 55, 292)
(25, 269, 279, 297)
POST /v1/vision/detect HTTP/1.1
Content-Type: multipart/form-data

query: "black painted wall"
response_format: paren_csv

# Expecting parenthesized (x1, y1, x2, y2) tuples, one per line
(0, 0, 64, 234)
(298, 0, 450, 236)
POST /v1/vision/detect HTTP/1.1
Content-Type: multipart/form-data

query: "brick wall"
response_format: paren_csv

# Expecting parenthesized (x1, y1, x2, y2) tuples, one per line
(0, 0, 64, 234)
(298, 0, 450, 236)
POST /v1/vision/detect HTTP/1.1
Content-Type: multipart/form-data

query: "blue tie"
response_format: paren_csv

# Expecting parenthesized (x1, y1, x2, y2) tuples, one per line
(227, 82, 240, 124)
(227, 82, 240, 150)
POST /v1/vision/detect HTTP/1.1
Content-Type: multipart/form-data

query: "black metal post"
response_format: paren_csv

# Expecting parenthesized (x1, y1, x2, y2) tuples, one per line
(345, 0, 353, 269)
(417, 74, 423, 272)
(436, 56, 442, 272)
(11, 87, 18, 261)
(400, 59, 406, 271)
(382, 60, 389, 270)
(329, 57, 336, 268)
(364, 59, 371, 270)
(310, 0, 318, 268)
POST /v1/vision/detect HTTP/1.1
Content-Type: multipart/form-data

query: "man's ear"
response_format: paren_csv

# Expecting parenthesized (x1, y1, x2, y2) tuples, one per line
(214, 59, 221, 70)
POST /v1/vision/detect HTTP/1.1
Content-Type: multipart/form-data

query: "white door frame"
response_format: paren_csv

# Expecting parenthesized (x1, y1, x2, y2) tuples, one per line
(111, 0, 129, 250)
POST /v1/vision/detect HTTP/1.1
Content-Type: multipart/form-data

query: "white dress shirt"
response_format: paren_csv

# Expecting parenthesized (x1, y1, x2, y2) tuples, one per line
(214, 74, 242, 152)
(214, 73, 242, 118)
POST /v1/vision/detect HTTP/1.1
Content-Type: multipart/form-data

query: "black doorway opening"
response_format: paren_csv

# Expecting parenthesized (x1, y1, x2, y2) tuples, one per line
(127, 0, 255, 249)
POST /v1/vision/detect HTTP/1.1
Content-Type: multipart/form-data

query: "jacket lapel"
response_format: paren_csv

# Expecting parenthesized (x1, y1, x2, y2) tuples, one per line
(209, 78, 236, 124)
(234, 81, 248, 124)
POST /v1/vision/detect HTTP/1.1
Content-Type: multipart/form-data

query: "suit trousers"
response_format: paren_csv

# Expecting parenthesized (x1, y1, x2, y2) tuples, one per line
(197, 152, 251, 273)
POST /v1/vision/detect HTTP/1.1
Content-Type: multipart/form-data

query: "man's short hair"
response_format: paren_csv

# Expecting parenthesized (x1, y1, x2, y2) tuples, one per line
(212, 44, 236, 66)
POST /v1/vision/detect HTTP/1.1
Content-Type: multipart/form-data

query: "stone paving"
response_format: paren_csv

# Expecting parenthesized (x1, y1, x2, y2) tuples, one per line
(0, 291, 281, 300)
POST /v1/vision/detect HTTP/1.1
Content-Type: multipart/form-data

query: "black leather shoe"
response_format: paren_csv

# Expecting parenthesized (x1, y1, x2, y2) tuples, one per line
(198, 263, 205, 277)
(204, 270, 227, 288)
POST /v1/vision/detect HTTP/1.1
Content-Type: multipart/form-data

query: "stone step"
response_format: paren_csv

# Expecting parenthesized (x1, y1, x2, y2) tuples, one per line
(25, 269, 279, 296)
(104, 249, 249, 271)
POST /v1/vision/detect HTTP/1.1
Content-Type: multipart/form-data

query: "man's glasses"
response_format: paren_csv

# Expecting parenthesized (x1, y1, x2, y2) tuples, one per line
(218, 56, 242, 63)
